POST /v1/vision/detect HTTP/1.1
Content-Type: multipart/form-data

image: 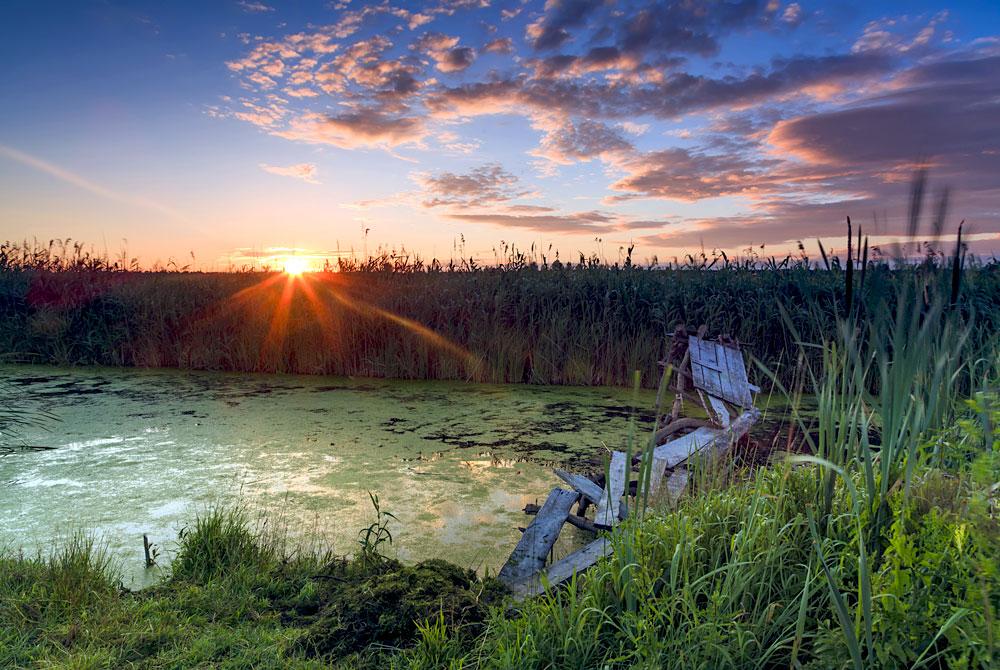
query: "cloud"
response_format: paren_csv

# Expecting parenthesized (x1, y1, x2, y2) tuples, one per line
(238, 1, 274, 13)
(416, 164, 530, 207)
(446, 210, 615, 234)
(534, 119, 633, 165)
(445, 209, 674, 234)
(216, 2, 1000, 253)
(259, 162, 320, 183)
(781, 3, 803, 26)
(852, 12, 949, 54)
(427, 52, 893, 121)
(278, 108, 426, 148)
(482, 37, 514, 54)
(609, 147, 781, 201)
(769, 56, 1000, 171)
(527, 0, 603, 51)
(617, 0, 767, 59)
(413, 32, 477, 72)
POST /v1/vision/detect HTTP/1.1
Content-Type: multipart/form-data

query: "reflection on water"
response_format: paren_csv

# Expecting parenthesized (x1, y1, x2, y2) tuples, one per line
(0, 365, 655, 587)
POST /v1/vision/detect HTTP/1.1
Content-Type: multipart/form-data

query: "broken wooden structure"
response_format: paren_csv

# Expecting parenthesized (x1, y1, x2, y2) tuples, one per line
(498, 329, 761, 598)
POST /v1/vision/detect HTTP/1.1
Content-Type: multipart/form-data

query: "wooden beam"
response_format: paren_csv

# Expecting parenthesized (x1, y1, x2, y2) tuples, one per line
(499, 488, 579, 586)
(553, 469, 603, 505)
(653, 408, 760, 468)
(639, 453, 669, 499)
(594, 451, 626, 528)
(653, 426, 719, 467)
(523, 504, 598, 534)
(508, 538, 611, 598)
(707, 394, 731, 428)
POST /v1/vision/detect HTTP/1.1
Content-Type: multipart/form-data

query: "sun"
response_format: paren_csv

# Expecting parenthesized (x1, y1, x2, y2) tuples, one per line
(283, 257, 310, 276)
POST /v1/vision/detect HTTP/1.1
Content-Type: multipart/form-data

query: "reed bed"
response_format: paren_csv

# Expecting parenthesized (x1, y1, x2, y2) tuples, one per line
(2, 238, 997, 389)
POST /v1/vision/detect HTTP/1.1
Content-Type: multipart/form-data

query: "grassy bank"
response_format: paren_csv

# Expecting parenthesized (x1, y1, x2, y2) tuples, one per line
(2, 242, 997, 388)
(2, 437, 996, 669)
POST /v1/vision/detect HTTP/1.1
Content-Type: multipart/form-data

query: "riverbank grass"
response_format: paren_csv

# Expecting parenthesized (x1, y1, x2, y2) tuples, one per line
(2, 441, 995, 669)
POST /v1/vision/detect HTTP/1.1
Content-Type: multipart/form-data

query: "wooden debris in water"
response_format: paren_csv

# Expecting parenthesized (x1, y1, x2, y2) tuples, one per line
(523, 503, 597, 533)
(663, 469, 690, 506)
(553, 468, 603, 505)
(707, 394, 731, 427)
(500, 331, 762, 598)
(645, 453, 669, 498)
(498, 487, 578, 585)
(508, 538, 611, 599)
(653, 426, 719, 467)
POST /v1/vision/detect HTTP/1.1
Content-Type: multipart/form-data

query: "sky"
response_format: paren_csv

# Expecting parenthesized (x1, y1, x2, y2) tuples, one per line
(1, 0, 999, 269)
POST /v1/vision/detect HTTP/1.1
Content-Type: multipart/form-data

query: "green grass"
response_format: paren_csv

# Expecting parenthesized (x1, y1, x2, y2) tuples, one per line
(3, 445, 994, 668)
(0, 504, 503, 669)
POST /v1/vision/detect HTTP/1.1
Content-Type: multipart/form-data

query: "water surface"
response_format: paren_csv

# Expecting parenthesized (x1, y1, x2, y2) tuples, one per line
(1, 365, 655, 586)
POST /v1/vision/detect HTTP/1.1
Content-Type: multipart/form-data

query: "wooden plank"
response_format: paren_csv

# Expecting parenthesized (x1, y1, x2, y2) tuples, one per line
(663, 469, 690, 505)
(509, 538, 612, 598)
(653, 408, 760, 468)
(523, 504, 598, 534)
(498, 488, 578, 586)
(720, 344, 753, 407)
(553, 469, 603, 505)
(653, 427, 719, 467)
(688, 336, 754, 407)
(644, 454, 669, 498)
(707, 394, 730, 427)
(594, 451, 626, 528)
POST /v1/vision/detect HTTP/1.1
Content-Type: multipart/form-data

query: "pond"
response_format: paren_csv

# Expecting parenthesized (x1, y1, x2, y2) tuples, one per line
(0, 365, 658, 587)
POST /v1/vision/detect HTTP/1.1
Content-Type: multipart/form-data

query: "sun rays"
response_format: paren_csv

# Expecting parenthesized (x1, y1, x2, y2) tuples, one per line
(204, 269, 480, 374)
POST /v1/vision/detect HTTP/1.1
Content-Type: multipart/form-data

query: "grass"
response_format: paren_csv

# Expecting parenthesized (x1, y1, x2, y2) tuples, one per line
(0, 504, 504, 669)
(3, 441, 994, 668)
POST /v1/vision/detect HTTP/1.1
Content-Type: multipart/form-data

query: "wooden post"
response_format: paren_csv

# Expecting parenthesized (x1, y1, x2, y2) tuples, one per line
(143, 534, 154, 568)
(595, 451, 627, 528)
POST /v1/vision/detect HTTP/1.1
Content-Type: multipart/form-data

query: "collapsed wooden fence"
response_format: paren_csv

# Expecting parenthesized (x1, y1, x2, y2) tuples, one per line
(498, 330, 761, 598)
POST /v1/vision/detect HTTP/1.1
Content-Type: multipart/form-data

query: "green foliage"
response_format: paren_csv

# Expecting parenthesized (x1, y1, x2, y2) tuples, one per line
(358, 491, 398, 567)
(171, 505, 270, 584)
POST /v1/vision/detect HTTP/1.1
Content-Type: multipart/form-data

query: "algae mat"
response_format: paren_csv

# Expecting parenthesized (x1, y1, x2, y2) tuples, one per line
(0, 365, 656, 586)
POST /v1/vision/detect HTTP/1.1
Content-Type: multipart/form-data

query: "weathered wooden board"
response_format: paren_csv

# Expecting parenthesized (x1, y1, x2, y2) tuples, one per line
(553, 469, 604, 505)
(707, 394, 731, 427)
(498, 488, 578, 586)
(653, 408, 760, 468)
(509, 538, 612, 598)
(653, 426, 719, 467)
(688, 336, 754, 407)
(664, 468, 690, 505)
(594, 451, 627, 528)
(523, 504, 598, 534)
(645, 454, 669, 498)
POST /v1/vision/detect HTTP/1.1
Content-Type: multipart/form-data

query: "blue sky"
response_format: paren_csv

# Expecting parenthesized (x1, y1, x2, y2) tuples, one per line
(2, 0, 998, 268)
